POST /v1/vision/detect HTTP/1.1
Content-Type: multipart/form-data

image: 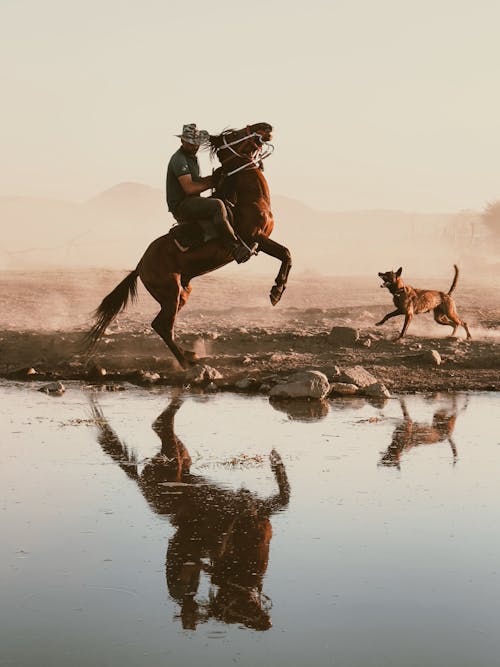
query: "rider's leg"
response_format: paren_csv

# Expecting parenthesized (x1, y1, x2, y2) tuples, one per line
(175, 197, 250, 263)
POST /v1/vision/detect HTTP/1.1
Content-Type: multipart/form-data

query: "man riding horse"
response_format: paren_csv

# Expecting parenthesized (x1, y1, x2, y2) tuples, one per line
(167, 123, 251, 264)
(85, 122, 292, 368)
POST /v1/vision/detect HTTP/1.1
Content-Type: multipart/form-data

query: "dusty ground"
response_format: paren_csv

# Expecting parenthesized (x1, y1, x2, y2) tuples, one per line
(0, 269, 498, 393)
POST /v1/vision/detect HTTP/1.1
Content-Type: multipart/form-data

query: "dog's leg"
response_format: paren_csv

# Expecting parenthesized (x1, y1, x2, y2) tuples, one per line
(397, 313, 413, 339)
(376, 309, 401, 326)
(433, 309, 455, 334)
(440, 301, 472, 340)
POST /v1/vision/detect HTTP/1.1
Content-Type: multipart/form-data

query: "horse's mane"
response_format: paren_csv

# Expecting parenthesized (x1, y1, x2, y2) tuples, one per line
(208, 128, 237, 158)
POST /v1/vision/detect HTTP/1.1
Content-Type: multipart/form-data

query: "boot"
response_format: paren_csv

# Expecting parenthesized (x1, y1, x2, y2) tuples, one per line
(230, 242, 252, 264)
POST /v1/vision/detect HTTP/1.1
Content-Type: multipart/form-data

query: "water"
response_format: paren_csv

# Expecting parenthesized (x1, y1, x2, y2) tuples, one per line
(1, 382, 499, 666)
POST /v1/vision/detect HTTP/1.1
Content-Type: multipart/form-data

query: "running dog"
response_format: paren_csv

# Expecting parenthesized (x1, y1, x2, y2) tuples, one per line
(376, 264, 471, 340)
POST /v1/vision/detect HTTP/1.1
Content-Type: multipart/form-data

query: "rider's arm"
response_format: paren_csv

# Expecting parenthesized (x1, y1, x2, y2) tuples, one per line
(178, 174, 213, 195)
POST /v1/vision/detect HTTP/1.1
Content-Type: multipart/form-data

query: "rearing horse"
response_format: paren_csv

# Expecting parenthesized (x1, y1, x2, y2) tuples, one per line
(84, 122, 292, 368)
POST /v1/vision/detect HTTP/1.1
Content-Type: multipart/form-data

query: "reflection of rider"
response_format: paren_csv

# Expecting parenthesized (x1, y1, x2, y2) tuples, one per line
(166, 123, 250, 263)
(90, 396, 290, 631)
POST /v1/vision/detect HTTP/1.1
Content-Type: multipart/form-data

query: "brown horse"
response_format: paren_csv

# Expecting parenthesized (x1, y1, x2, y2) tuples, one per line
(84, 122, 292, 368)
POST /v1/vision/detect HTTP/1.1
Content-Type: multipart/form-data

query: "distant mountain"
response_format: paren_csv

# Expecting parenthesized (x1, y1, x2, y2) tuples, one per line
(0, 181, 481, 275)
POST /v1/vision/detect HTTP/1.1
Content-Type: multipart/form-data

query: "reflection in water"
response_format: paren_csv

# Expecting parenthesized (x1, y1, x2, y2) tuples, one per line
(90, 397, 290, 631)
(379, 396, 468, 469)
(269, 397, 330, 421)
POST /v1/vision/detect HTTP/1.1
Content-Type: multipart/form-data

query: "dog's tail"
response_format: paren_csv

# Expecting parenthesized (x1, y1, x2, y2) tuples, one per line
(448, 264, 459, 295)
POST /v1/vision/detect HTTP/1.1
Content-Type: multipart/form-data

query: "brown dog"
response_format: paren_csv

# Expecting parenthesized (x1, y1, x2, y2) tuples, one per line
(376, 264, 471, 340)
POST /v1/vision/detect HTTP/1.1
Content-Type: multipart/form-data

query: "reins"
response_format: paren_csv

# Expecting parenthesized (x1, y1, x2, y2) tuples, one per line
(216, 130, 274, 177)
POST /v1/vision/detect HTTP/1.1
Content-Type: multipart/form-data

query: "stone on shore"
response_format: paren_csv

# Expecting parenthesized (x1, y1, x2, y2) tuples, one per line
(235, 377, 258, 391)
(362, 382, 391, 398)
(421, 349, 442, 366)
(184, 364, 223, 384)
(138, 370, 161, 384)
(329, 382, 359, 396)
(339, 365, 379, 388)
(327, 327, 360, 347)
(269, 370, 330, 399)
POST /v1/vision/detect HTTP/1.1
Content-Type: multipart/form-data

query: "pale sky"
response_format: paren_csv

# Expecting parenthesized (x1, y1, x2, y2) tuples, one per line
(1, 0, 499, 212)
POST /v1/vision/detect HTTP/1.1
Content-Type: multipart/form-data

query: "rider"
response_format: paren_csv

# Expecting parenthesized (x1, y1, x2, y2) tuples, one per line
(166, 123, 250, 263)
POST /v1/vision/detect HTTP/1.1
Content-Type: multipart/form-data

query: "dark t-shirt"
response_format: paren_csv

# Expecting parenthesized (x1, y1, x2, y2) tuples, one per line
(166, 147, 201, 212)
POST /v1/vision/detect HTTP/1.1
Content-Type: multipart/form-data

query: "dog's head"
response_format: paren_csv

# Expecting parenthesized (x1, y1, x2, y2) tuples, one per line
(378, 267, 403, 290)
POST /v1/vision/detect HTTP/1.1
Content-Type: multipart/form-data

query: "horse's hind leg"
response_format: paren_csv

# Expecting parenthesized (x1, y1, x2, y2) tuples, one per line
(147, 275, 198, 368)
(258, 237, 292, 306)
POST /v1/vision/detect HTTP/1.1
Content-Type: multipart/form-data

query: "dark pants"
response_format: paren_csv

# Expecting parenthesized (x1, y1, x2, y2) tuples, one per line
(174, 196, 237, 245)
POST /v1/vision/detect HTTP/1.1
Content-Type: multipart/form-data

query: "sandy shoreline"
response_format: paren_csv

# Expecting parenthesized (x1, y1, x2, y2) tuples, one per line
(1, 270, 498, 394)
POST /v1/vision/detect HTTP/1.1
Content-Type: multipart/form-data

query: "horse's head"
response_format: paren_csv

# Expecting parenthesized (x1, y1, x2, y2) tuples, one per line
(209, 123, 273, 175)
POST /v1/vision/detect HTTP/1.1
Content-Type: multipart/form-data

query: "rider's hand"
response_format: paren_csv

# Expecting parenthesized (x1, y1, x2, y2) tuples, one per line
(211, 167, 223, 190)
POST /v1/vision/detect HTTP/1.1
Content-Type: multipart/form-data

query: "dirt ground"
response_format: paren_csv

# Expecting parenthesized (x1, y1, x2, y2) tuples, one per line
(0, 269, 498, 393)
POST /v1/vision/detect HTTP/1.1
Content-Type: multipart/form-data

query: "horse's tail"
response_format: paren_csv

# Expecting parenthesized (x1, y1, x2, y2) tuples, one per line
(447, 264, 459, 295)
(82, 269, 139, 353)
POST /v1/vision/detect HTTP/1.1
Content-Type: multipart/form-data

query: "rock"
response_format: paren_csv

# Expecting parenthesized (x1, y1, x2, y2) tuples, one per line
(329, 382, 359, 396)
(362, 338, 372, 348)
(339, 365, 379, 388)
(9, 366, 38, 379)
(327, 326, 360, 347)
(38, 381, 65, 396)
(421, 349, 442, 365)
(362, 382, 391, 398)
(87, 363, 107, 379)
(269, 370, 330, 399)
(235, 377, 257, 390)
(184, 364, 223, 384)
(138, 371, 161, 384)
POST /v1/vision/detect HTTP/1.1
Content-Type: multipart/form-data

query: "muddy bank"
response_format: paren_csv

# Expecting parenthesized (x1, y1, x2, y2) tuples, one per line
(0, 270, 498, 393)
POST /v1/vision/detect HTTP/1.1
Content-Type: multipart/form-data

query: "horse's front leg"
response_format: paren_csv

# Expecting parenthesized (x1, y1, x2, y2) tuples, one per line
(258, 236, 292, 306)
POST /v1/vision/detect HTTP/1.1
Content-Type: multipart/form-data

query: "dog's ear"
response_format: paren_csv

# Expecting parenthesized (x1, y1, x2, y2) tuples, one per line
(396, 267, 402, 277)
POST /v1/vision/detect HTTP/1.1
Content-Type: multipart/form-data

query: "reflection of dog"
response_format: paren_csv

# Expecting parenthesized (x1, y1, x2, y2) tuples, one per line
(90, 396, 290, 631)
(379, 397, 467, 469)
(376, 265, 471, 340)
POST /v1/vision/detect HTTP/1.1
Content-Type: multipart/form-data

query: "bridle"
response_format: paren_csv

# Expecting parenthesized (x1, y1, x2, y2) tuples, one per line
(216, 128, 274, 176)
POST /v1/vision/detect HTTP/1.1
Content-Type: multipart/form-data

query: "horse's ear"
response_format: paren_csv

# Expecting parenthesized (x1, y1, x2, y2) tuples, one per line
(396, 267, 403, 276)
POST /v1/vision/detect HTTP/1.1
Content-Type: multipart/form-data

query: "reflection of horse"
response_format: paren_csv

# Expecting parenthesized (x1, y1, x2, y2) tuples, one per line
(379, 396, 468, 468)
(84, 122, 292, 368)
(90, 396, 290, 631)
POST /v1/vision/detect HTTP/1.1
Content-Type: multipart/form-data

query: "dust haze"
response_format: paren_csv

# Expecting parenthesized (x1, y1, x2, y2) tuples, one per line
(1, 182, 498, 330)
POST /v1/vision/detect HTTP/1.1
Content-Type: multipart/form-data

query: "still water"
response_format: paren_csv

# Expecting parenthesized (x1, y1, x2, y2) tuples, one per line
(1, 382, 499, 667)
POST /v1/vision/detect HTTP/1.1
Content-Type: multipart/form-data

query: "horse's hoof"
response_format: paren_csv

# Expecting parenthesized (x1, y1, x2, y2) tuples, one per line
(270, 284, 285, 306)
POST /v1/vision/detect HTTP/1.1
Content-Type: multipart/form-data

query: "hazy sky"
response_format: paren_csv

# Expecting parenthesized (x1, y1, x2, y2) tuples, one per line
(1, 0, 499, 212)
